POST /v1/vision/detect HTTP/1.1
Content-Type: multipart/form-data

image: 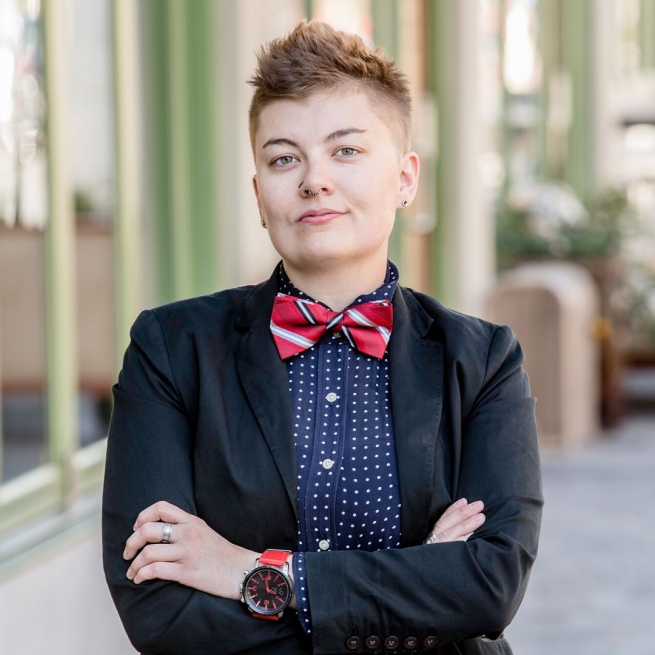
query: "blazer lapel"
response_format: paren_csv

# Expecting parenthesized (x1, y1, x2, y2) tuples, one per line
(389, 286, 444, 548)
(234, 267, 300, 526)
(234, 263, 445, 549)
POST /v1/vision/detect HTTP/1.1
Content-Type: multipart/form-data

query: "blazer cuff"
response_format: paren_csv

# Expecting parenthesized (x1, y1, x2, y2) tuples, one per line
(292, 551, 312, 635)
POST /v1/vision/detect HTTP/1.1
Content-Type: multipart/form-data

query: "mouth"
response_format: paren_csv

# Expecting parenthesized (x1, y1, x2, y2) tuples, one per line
(298, 211, 345, 225)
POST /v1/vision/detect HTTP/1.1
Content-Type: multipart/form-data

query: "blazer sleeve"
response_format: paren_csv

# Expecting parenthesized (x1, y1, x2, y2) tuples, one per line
(101, 309, 308, 655)
(302, 324, 545, 653)
(292, 552, 313, 635)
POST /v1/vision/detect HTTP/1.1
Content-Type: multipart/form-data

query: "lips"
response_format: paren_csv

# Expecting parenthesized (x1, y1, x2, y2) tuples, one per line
(298, 209, 345, 224)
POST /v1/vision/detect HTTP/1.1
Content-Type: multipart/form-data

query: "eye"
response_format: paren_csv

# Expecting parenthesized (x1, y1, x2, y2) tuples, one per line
(336, 147, 358, 157)
(271, 155, 298, 167)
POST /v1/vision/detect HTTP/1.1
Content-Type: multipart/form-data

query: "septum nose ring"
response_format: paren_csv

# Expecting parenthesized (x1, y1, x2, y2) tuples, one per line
(299, 181, 321, 197)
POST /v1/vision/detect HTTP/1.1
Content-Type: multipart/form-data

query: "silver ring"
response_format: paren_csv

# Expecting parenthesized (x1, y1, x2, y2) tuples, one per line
(161, 522, 173, 544)
(423, 530, 437, 545)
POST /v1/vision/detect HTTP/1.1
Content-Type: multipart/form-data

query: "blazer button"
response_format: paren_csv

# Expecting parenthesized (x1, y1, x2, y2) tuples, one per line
(365, 635, 381, 649)
(345, 635, 361, 650)
(384, 635, 400, 649)
(422, 635, 438, 649)
(403, 636, 418, 650)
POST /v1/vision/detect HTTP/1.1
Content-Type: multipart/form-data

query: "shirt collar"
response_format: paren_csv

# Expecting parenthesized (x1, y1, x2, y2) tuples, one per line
(276, 259, 400, 311)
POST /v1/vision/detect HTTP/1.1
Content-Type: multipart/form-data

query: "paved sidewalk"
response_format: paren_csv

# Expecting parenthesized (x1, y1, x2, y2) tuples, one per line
(2, 411, 653, 654)
(504, 410, 655, 655)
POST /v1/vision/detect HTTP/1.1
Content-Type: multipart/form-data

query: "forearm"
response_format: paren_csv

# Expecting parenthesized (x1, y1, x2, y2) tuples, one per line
(303, 494, 543, 654)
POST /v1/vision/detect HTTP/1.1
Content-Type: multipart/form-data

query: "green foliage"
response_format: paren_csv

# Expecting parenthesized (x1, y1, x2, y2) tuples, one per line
(496, 181, 638, 269)
(74, 189, 96, 214)
(496, 180, 655, 347)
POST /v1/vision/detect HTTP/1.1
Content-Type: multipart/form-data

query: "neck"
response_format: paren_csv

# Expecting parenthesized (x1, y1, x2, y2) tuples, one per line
(282, 250, 389, 312)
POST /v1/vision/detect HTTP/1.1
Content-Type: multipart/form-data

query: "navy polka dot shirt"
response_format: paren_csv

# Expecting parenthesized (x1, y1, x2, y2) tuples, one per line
(276, 259, 403, 636)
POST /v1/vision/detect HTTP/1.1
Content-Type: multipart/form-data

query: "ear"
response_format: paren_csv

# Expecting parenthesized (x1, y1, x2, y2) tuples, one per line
(398, 151, 420, 201)
(252, 175, 263, 217)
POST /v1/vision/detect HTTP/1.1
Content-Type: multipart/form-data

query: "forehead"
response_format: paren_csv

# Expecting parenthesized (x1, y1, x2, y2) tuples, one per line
(257, 88, 389, 147)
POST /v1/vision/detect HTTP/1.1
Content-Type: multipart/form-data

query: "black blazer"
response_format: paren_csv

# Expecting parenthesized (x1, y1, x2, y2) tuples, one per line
(102, 262, 544, 655)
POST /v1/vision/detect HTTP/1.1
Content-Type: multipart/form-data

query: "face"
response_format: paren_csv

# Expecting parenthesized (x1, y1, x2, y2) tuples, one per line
(252, 87, 419, 271)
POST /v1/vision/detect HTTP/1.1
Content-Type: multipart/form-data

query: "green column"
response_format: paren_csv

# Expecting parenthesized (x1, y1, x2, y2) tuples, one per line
(536, 0, 556, 184)
(167, 0, 194, 300)
(426, 0, 456, 305)
(372, 0, 403, 270)
(43, 0, 78, 491)
(186, 0, 221, 297)
(641, 0, 655, 70)
(561, 0, 592, 203)
(112, 0, 143, 367)
(141, 0, 175, 304)
(140, 0, 223, 305)
(539, 0, 595, 204)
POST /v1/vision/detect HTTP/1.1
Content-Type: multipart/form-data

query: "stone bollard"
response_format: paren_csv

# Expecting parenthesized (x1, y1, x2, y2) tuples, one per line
(483, 261, 601, 450)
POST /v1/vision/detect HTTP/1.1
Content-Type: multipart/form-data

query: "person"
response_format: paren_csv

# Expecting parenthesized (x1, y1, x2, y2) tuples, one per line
(101, 18, 544, 655)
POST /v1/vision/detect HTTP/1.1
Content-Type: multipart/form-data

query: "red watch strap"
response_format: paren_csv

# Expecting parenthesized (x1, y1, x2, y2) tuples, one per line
(254, 612, 279, 621)
(251, 550, 292, 621)
(258, 549, 292, 567)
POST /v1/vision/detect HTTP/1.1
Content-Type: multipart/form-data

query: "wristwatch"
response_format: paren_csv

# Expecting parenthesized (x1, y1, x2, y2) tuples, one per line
(240, 549, 294, 620)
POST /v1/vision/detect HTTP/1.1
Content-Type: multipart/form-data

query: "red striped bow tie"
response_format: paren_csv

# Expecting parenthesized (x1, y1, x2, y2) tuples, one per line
(270, 293, 393, 360)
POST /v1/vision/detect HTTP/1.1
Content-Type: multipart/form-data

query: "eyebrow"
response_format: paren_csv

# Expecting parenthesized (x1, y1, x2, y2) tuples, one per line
(262, 127, 368, 150)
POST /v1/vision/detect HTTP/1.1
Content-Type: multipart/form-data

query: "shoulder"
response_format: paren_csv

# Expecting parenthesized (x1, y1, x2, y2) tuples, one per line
(401, 286, 509, 355)
(401, 287, 527, 410)
(134, 284, 255, 338)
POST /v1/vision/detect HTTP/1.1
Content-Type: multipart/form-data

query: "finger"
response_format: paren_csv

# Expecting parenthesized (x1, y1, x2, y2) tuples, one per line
(124, 520, 181, 560)
(132, 560, 182, 585)
(127, 544, 183, 581)
(433, 500, 484, 536)
(133, 500, 191, 531)
(435, 513, 486, 543)
(440, 498, 468, 519)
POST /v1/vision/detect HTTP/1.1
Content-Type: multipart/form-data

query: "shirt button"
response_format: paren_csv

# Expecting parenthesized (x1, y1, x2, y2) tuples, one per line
(332, 330, 343, 338)
(322, 459, 334, 470)
(318, 540, 330, 551)
(326, 392, 338, 402)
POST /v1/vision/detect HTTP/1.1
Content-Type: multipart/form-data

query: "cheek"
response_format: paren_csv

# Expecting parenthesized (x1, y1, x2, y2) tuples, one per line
(258, 176, 289, 207)
(348, 164, 398, 203)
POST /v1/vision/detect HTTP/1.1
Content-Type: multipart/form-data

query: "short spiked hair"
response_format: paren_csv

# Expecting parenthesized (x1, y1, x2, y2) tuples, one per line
(246, 19, 412, 160)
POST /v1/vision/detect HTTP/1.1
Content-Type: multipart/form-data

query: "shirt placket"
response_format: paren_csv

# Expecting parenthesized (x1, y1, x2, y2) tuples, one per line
(303, 328, 348, 552)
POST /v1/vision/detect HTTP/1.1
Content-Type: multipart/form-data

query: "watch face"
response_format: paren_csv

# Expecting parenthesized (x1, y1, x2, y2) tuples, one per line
(243, 565, 291, 615)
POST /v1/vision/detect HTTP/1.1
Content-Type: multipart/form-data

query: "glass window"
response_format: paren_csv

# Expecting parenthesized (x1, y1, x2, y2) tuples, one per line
(0, 0, 49, 483)
(68, 0, 116, 448)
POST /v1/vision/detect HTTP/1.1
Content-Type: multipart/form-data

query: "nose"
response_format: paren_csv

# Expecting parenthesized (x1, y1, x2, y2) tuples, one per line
(298, 164, 333, 198)
(301, 184, 325, 197)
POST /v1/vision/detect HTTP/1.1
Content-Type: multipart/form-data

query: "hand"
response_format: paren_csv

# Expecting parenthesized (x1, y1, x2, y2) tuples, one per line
(426, 497, 485, 543)
(123, 501, 260, 600)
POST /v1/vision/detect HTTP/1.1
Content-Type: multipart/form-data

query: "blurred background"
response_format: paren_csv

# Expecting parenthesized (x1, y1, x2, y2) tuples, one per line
(0, 0, 654, 653)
